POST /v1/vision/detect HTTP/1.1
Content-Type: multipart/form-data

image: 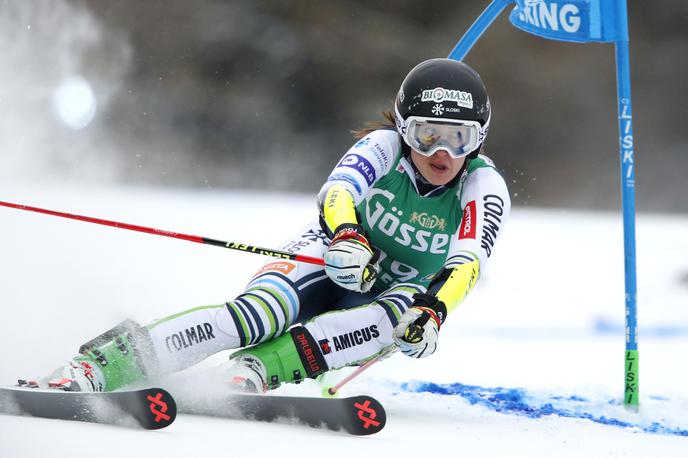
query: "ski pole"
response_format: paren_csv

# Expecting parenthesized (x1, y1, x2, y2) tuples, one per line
(326, 346, 398, 396)
(326, 311, 431, 395)
(0, 200, 325, 266)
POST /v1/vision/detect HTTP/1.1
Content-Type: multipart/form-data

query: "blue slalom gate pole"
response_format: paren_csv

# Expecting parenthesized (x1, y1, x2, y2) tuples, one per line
(613, 0, 639, 410)
(447, 0, 513, 61)
(446, 0, 639, 409)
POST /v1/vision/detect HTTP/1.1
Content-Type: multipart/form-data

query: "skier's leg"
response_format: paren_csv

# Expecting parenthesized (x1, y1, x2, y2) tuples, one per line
(35, 304, 251, 392)
(144, 227, 336, 376)
(228, 282, 425, 391)
(33, 222, 336, 392)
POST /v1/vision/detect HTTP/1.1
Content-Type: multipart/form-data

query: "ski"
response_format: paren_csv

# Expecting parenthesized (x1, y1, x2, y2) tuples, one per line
(178, 392, 386, 435)
(0, 386, 176, 430)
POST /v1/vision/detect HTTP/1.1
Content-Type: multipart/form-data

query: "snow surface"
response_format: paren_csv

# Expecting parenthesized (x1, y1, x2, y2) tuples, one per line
(1, 185, 687, 457)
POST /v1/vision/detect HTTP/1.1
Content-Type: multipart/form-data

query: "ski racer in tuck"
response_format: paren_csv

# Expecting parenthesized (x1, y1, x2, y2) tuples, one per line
(26, 58, 511, 393)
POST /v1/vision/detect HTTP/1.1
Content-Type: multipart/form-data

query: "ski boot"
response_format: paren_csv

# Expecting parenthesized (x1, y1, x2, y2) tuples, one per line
(225, 354, 268, 393)
(224, 325, 328, 392)
(19, 319, 155, 392)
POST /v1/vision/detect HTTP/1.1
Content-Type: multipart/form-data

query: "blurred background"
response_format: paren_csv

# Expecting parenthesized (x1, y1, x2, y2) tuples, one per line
(1, 0, 686, 212)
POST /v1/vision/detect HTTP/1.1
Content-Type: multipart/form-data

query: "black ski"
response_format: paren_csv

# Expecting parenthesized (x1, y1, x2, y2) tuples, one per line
(0, 386, 176, 430)
(178, 392, 386, 435)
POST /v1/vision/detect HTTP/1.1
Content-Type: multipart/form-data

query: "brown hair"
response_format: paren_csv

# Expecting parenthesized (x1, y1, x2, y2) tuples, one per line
(351, 110, 396, 140)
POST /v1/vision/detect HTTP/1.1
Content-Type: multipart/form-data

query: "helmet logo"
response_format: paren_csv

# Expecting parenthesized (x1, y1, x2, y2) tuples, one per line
(431, 104, 444, 116)
(421, 87, 473, 109)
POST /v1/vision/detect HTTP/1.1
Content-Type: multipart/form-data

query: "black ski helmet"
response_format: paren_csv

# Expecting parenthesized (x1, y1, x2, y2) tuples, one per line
(395, 58, 491, 157)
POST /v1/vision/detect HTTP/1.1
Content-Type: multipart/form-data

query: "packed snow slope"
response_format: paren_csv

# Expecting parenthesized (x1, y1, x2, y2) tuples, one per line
(1, 185, 687, 457)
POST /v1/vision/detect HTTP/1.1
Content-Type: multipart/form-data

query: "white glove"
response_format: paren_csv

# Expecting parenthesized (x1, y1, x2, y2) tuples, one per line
(393, 294, 446, 358)
(324, 224, 380, 293)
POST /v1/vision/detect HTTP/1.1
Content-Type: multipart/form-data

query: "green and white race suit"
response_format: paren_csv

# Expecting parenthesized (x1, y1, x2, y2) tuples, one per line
(65, 129, 510, 391)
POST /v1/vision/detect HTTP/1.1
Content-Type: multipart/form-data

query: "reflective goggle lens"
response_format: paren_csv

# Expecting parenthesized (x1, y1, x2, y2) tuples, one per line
(405, 118, 480, 158)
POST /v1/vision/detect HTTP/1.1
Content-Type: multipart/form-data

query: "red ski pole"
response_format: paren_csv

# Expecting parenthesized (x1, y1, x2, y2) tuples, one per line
(0, 200, 325, 266)
(326, 346, 398, 396)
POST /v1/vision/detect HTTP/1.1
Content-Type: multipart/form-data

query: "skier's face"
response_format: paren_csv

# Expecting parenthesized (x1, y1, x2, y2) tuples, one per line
(410, 149, 466, 186)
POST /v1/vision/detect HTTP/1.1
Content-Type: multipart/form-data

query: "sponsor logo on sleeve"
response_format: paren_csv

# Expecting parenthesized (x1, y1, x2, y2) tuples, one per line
(480, 194, 505, 257)
(326, 187, 340, 211)
(369, 141, 390, 170)
(458, 200, 477, 239)
(337, 153, 376, 185)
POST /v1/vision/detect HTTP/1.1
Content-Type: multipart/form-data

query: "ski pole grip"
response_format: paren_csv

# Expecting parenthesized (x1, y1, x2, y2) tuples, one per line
(402, 311, 430, 344)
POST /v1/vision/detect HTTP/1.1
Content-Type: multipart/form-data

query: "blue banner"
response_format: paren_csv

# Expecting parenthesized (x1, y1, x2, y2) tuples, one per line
(508, 0, 627, 43)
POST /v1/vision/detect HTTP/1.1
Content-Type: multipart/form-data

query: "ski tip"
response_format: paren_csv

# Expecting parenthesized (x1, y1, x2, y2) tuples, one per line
(138, 388, 177, 430)
(346, 395, 386, 435)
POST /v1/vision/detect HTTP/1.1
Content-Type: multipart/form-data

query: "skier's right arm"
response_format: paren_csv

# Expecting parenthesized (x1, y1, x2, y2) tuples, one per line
(317, 130, 399, 292)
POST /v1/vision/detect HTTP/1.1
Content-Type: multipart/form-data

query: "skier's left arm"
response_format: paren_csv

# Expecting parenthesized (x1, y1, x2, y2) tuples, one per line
(393, 164, 511, 358)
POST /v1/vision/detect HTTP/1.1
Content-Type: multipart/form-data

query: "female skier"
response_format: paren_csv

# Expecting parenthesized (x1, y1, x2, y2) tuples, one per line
(28, 58, 510, 393)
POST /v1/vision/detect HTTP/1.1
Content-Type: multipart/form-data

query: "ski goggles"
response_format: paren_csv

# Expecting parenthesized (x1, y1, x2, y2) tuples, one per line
(403, 116, 482, 158)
